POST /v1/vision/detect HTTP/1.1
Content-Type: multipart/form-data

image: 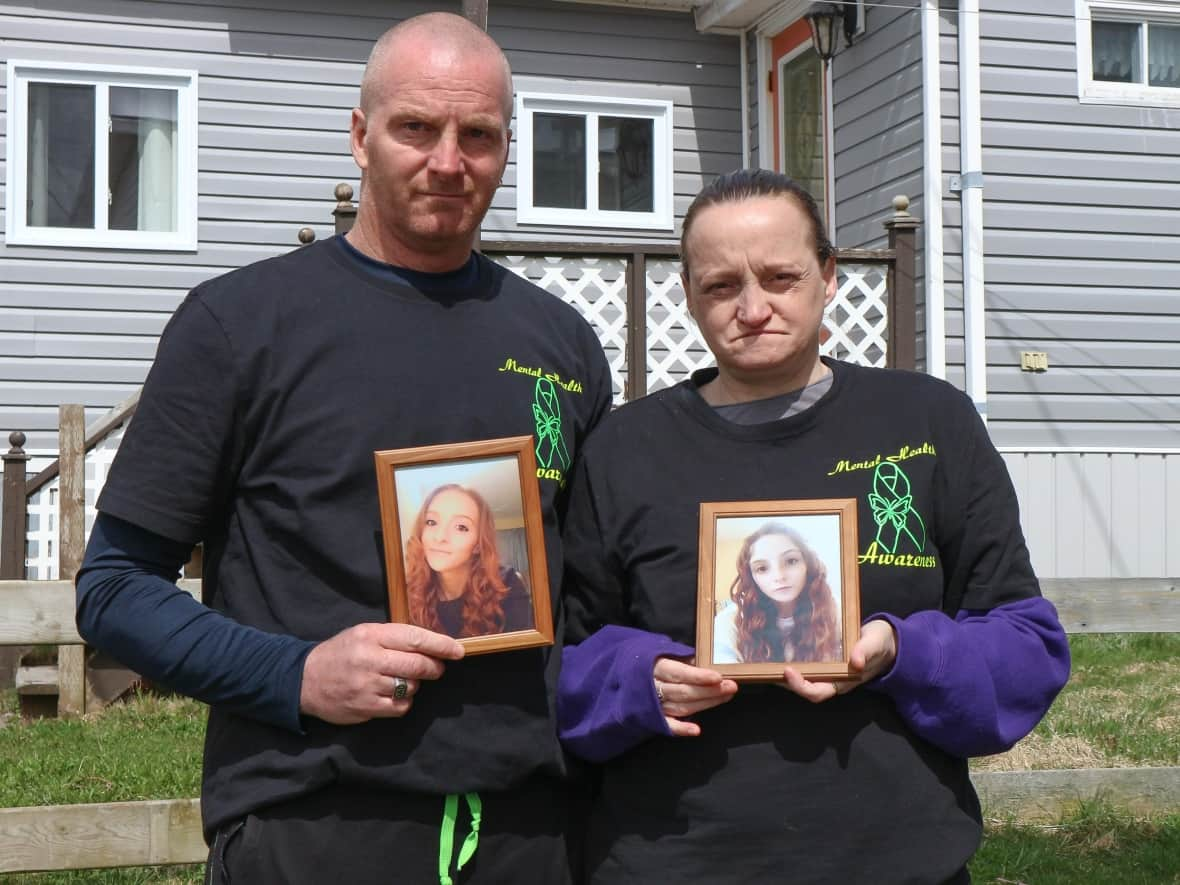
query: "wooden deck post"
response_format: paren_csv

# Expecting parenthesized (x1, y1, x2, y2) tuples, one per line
(883, 195, 920, 371)
(333, 183, 357, 235)
(1, 431, 31, 690)
(462, 0, 489, 29)
(2, 431, 29, 580)
(57, 405, 86, 717)
(625, 252, 649, 402)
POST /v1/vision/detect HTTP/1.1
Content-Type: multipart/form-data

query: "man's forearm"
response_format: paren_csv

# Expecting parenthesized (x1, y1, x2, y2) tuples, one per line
(76, 514, 314, 731)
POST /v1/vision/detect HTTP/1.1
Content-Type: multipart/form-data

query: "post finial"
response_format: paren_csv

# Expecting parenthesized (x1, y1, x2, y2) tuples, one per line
(298, 227, 316, 245)
(7, 431, 26, 453)
(892, 194, 911, 215)
(335, 182, 355, 205)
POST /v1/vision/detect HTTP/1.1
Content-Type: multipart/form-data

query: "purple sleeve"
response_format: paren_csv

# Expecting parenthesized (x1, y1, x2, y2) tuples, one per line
(558, 625, 695, 763)
(867, 595, 1070, 757)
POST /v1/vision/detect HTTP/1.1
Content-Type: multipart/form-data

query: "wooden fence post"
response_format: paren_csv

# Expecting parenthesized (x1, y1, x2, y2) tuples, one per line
(2, 431, 29, 580)
(333, 183, 357, 235)
(883, 195, 919, 371)
(57, 405, 86, 717)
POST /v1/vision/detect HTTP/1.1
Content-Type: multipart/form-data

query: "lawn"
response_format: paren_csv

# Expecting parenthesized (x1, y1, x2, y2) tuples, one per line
(973, 632, 1180, 774)
(1, 633, 1177, 883)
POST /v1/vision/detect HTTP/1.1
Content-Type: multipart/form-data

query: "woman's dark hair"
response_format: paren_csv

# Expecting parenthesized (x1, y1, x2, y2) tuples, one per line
(680, 169, 834, 278)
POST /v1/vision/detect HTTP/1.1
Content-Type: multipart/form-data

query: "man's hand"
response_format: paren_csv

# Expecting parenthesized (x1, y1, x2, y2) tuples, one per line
(652, 656, 739, 737)
(781, 618, 897, 703)
(300, 622, 465, 724)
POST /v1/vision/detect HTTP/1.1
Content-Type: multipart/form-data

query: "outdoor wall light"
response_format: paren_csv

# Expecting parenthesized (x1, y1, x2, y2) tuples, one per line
(805, 2, 858, 63)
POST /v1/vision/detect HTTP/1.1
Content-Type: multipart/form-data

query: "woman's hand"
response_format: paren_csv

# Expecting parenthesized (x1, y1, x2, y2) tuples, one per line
(781, 618, 897, 703)
(653, 656, 739, 737)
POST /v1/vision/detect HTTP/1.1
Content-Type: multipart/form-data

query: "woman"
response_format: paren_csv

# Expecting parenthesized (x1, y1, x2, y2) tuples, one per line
(405, 484, 531, 638)
(713, 523, 841, 664)
(557, 170, 1070, 884)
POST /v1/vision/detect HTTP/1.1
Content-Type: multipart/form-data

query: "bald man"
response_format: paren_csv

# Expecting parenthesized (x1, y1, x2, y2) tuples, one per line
(77, 13, 611, 883)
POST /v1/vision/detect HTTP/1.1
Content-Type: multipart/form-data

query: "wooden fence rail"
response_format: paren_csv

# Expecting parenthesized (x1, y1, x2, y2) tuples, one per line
(0, 799, 204, 873)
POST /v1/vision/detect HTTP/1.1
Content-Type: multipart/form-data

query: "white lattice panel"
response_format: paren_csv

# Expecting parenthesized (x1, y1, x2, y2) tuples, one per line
(23, 423, 126, 580)
(25, 482, 57, 580)
(823, 263, 888, 368)
(642, 260, 891, 393)
(494, 254, 628, 403)
(645, 259, 711, 393)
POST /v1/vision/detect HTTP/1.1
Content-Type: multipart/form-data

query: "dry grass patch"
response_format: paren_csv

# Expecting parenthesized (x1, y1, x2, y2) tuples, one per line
(975, 734, 1108, 772)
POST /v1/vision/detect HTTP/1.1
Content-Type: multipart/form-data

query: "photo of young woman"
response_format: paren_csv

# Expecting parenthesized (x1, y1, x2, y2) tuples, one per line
(403, 483, 533, 639)
(712, 521, 842, 665)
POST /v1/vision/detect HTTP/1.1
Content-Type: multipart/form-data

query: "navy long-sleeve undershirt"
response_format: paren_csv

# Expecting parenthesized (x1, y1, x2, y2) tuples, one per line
(75, 513, 313, 732)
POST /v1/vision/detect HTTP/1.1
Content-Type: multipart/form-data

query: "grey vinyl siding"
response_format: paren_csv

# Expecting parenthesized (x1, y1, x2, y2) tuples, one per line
(1004, 451, 1180, 578)
(942, 0, 1180, 449)
(828, 2, 932, 369)
(0, 0, 739, 452)
(831, 2, 926, 252)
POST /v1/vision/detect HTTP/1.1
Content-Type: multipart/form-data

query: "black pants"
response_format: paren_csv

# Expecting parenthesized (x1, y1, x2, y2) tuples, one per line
(204, 779, 582, 885)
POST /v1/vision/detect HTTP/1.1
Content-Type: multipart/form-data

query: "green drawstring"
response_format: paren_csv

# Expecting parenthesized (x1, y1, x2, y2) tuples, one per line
(438, 792, 482, 885)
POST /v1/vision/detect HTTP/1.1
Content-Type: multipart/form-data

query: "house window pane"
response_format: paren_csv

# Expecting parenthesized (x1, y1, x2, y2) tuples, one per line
(1093, 20, 1141, 82)
(780, 50, 826, 225)
(598, 117, 653, 212)
(533, 113, 586, 209)
(1147, 23, 1180, 87)
(110, 86, 178, 232)
(26, 83, 95, 228)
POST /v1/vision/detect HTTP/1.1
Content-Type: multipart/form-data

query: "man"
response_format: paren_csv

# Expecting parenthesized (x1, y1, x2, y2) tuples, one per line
(76, 13, 612, 883)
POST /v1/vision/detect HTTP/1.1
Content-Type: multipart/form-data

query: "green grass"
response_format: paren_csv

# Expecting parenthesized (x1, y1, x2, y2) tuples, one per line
(974, 632, 1180, 772)
(0, 690, 205, 808)
(0, 690, 206, 883)
(972, 803, 1180, 884)
(0, 869, 201, 884)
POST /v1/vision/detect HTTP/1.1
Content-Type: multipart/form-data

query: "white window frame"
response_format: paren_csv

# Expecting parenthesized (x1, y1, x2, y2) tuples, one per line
(5, 60, 198, 250)
(1076, 0, 1180, 107)
(515, 92, 674, 230)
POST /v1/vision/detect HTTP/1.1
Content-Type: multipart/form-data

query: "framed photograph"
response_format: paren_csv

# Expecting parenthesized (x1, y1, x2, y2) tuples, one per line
(696, 499, 861, 682)
(374, 436, 552, 655)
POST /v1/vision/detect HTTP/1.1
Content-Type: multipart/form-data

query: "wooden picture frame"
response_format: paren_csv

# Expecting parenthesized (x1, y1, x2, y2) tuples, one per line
(374, 436, 553, 655)
(695, 499, 861, 682)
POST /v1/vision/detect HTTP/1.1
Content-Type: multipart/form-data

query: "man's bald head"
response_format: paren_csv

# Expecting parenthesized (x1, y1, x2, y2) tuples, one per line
(360, 12, 514, 121)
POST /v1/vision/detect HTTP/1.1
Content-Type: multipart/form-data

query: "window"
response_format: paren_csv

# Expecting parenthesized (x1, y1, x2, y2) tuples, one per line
(5, 62, 198, 249)
(1077, 1, 1180, 106)
(515, 93, 673, 230)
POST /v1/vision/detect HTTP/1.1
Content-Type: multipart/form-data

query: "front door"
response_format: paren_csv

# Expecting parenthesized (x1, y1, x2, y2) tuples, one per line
(769, 20, 829, 229)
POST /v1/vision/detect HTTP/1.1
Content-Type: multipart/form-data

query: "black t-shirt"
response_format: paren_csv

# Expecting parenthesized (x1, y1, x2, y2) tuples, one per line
(97, 236, 612, 834)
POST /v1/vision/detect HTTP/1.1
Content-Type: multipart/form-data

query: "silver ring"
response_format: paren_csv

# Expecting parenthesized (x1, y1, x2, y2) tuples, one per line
(654, 681, 664, 703)
(393, 676, 409, 700)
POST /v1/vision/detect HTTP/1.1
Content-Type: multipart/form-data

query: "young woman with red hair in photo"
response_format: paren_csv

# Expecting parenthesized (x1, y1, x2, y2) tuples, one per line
(713, 523, 842, 665)
(404, 484, 531, 638)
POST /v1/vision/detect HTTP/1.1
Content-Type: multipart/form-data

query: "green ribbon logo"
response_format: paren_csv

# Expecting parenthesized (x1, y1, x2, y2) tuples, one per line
(533, 378, 570, 471)
(867, 462, 927, 554)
